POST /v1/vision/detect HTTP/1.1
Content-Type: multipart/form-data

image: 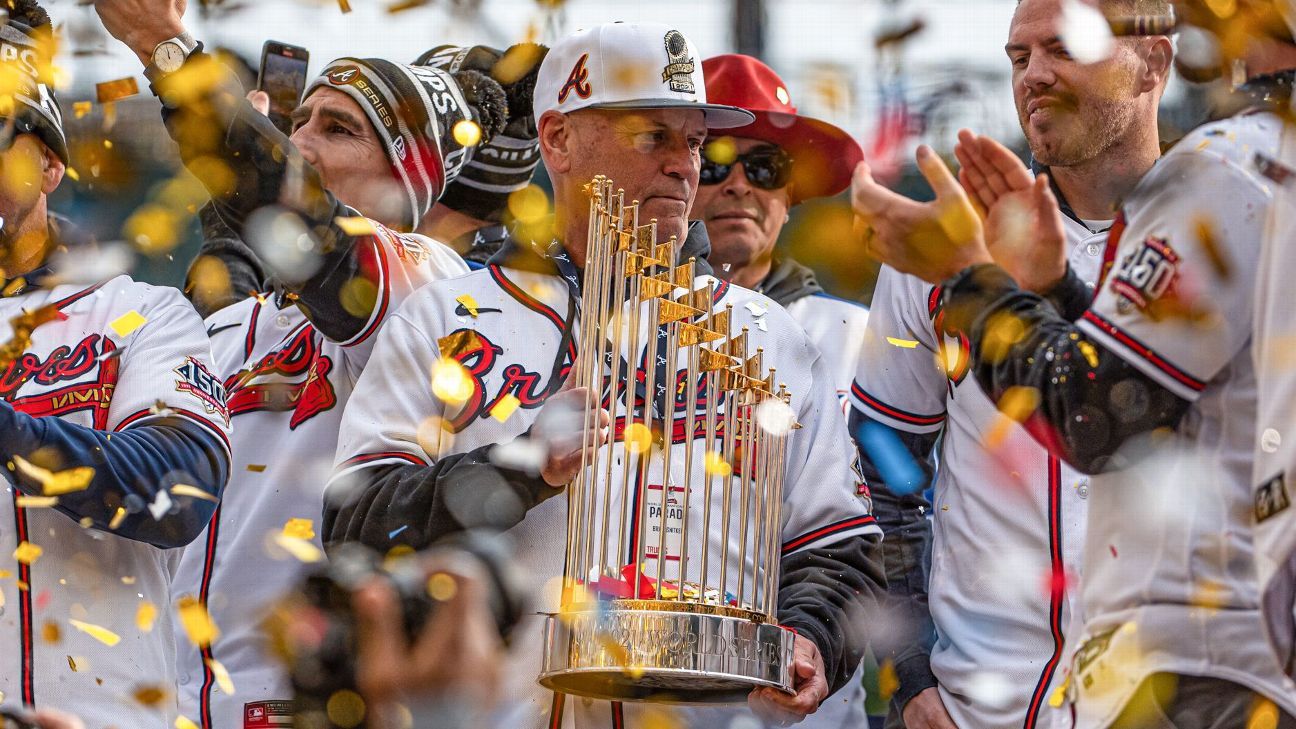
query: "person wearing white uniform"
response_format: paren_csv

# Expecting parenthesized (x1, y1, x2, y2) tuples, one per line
(847, 0, 1296, 723)
(91, 4, 529, 725)
(325, 22, 887, 729)
(0, 4, 232, 727)
(850, 1, 1172, 727)
(1251, 1, 1296, 682)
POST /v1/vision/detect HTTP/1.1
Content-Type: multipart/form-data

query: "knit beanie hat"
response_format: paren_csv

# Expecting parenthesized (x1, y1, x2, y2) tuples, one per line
(0, 1, 66, 164)
(415, 43, 547, 223)
(304, 58, 506, 230)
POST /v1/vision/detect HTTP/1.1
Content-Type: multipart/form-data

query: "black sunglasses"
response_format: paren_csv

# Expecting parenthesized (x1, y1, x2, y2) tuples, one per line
(699, 144, 793, 190)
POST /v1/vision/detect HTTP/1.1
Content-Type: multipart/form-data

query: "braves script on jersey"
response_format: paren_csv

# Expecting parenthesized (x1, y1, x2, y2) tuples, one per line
(1068, 111, 1296, 726)
(173, 225, 466, 729)
(330, 259, 878, 729)
(851, 213, 1105, 728)
(1251, 117, 1296, 678)
(0, 276, 231, 729)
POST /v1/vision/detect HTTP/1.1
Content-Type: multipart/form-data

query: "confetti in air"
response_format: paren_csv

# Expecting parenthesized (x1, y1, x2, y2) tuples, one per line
(109, 310, 148, 338)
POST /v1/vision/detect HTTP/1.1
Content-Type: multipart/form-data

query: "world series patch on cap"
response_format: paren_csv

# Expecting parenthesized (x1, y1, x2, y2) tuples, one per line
(533, 21, 753, 129)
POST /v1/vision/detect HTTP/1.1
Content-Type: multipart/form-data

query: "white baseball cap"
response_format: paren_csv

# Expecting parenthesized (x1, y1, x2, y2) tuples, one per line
(534, 22, 755, 129)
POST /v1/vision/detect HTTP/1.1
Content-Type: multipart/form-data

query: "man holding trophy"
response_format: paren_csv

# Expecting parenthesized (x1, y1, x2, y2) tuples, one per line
(326, 21, 885, 728)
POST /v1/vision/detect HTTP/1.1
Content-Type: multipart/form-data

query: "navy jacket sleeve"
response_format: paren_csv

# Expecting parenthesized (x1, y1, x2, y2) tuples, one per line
(0, 400, 229, 548)
(777, 533, 888, 694)
(940, 264, 1190, 473)
(322, 438, 562, 554)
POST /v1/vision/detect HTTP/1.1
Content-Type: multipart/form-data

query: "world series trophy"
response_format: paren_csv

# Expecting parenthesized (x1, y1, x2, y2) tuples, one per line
(538, 177, 798, 704)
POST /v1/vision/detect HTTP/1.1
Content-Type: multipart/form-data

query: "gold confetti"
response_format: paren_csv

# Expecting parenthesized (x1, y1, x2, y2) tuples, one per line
(704, 137, 738, 165)
(95, 77, 139, 104)
(886, 337, 919, 349)
(430, 357, 474, 405)
(108, 507, 127, 530)
(177, 596, 220, 648)
(246, 464, 267, 473)
(69, 619, 121, 647)
(704, 450, 732, 477)
(427, 573, 457, 601)
(1078, 341, 1100, 368)
(272, 533, 324, 563)
(42, 621, 59, 644)
(877, 658, 899, 700)
(0, 570, 11, 579)
(170, 484, 219, 502)
(507, 184, 550, 224)
(455, 293, 480, 317)
(339, 277, 378, 319)
(136, 601, 157, 632)
(12, 455, 94, 496)
(490, 393, 521, 422)
(206, 657, 235, 695)
(452, 120, 482, 147)
(283, 518, 315, 540)
(13, 541, 42, 565)
(327, 689, 366, 728)
(67, 655, 77, 672)
(176, 717, 200, 729)
(14, 495, 57, 508)
(73, 101, 92, 119)
(624, 423, 653, 455)
(109, 310, 147, 337)
(134, 685, 168, 707)
(1249, 699, 1280, 729)
(334, 216, 377, 237)
(1049, 673, 1071, 708)
(337, 0, 353, 11)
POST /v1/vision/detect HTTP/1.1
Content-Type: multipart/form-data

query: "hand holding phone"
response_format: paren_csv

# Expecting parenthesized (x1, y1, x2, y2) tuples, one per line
(257, 40, 310, 136)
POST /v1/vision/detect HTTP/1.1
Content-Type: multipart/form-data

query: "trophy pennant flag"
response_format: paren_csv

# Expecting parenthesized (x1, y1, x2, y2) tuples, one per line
(539, 177, 799, 704)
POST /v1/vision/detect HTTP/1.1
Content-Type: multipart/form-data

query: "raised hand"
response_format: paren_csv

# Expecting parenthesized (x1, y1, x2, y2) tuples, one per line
(92, 0, 188, 65)
(955, 131, 1067, 292)
(850, 145, 992, 284)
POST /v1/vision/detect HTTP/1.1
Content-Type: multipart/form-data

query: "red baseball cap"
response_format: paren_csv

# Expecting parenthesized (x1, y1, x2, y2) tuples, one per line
(702, 54, 863, 204)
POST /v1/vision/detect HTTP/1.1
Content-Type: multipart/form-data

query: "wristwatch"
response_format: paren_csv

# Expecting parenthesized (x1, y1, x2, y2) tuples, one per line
(144, 31, 200, 84)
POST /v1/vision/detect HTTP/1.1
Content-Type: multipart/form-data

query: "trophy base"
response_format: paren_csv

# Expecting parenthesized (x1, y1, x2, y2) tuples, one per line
(538, 602, 795, 705)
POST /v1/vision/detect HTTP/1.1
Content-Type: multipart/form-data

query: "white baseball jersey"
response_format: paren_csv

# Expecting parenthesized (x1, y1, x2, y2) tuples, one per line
(786, 294, 869, 417)
(1252, 115, 1296, 678)
(1068, 111, 1296, 727)
(0, 275, 232, 729)
(173, 225, 466, 729)
(850, 214, 1105, 728)
(331, 260, 879, 729)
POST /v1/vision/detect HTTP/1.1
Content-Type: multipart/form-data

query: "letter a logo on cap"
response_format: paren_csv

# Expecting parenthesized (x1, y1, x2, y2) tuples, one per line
(558, 53, 593, 104)
(329, 67, 360, 85)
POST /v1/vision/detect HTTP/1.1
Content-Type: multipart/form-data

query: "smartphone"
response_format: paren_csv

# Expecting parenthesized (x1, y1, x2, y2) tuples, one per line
(257, 40, 310, 137)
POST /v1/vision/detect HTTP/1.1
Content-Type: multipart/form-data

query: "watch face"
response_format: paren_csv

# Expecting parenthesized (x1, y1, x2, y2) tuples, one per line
(154, 42, 185, 73)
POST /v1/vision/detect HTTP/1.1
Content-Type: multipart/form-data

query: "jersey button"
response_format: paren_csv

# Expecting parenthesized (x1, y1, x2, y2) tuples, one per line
(1085, 243, 1102, 256)
(275, 314, 291, 328)
(178, 673, 190, 686)
(1077, 480, 1089, 499)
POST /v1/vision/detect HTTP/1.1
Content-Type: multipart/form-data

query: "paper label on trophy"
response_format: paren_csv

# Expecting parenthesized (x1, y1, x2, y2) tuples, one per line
(642, 482, 686, 566)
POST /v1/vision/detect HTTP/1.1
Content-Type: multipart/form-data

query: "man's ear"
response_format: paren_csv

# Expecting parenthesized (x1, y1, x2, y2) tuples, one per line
(40, 142, 64, 195)
(1140, 36, 1174, 93)
(537, 110, 572, 175)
